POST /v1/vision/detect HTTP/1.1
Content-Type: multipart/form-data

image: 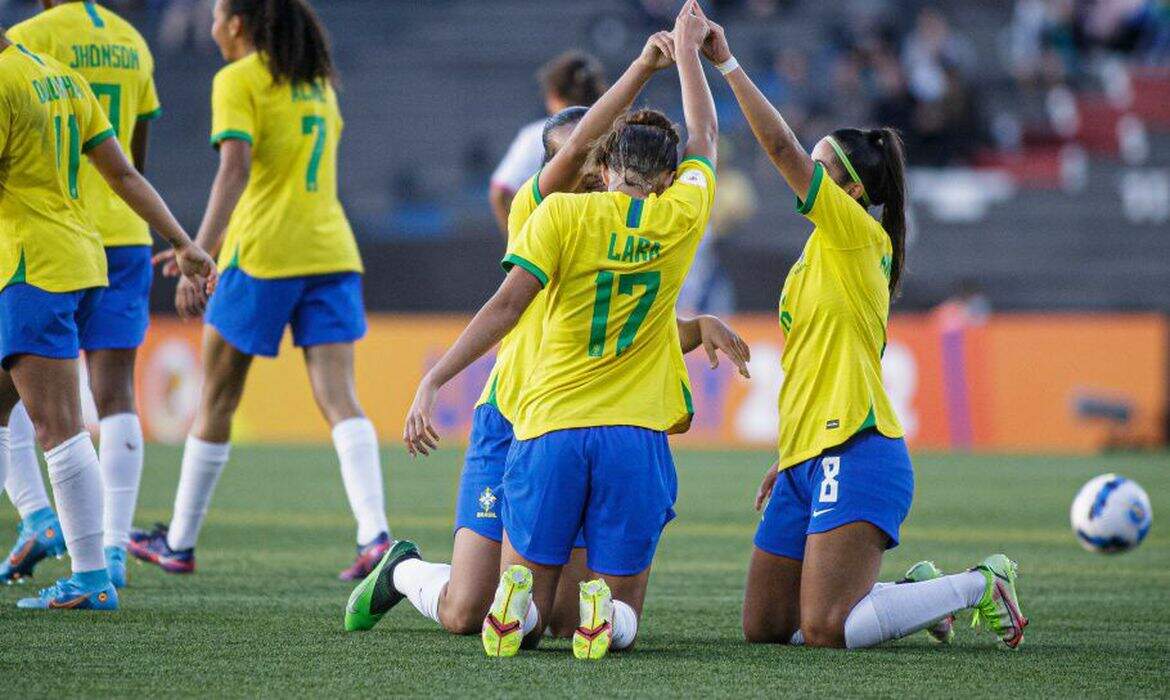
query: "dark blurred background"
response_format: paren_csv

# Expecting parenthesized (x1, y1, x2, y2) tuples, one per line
(4, 0, 1169, 314)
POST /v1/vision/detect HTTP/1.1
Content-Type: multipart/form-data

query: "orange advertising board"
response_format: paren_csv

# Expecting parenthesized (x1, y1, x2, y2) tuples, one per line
(132, 313, 1167, 453)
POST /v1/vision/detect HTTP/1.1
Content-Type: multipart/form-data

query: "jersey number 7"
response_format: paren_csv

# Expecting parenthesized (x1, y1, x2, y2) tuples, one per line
(301, 115, 326, 192)
(588, 271, 660, 358)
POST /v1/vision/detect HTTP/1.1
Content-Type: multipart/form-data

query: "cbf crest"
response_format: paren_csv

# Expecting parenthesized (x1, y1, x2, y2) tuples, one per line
(477, 487, 498, 519)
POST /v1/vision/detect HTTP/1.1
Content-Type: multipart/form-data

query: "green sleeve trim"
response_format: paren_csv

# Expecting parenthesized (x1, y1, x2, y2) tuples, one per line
(210, 129, 253, 147)
(681, 155, 716, 179)
(795, 162, 824, 215)
(137, 107, 163, 122)
(81, 128, 116, 153)
(501, 254, 549, 288)
(681, 381, 694, 415)
(531, 167, 544, 205)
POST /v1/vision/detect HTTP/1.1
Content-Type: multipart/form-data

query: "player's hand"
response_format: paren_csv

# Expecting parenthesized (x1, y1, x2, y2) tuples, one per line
(175, 242, 218, 296)
(638, 31, 676, 72)
(697, 315, 751, 378)
(698, 13, 732, 64)
(174, 276, 207, 321)
(403, 377, 441, 457)
(755, 460, 780, 511)
(152, 248, 180, 277)
(673, 0, 711, 52)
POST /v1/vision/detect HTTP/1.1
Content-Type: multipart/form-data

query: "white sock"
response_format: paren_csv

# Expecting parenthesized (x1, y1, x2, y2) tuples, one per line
(392, 558, 451, 625)
(99, 413, 144, 549)
(844, 571, 986, 649)
(5, 403, 51, 519)
(611, 599, 638, 650)
(788, 629, 804, 646)
(44, 433, 105, 573)
(522, 598, 540, 635)
(0, 427, 8, 503)
(167, 435, 230, 551)
(332, 418, 389, 544)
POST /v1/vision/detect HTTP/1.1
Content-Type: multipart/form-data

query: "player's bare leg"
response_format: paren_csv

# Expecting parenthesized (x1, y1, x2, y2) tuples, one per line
(129, 328, 251, 572)
(483, 533, 564, 656)
(799, 522, 885, 648)
(742, 547, 803, 643)
(304, 343, 390, 579)
(546, 547, 590, 637)
(436, 529, 502, 634)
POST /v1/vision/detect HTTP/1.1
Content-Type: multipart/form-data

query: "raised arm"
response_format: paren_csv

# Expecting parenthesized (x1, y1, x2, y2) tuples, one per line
(674, 0, 718, 164)
(698, 12, 814, 198)
(538, 32, 676, 196)
(403, 267, 543, 456)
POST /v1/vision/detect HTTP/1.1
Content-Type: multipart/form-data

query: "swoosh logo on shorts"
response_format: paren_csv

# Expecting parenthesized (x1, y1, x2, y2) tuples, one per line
(812, 508, 835, 517)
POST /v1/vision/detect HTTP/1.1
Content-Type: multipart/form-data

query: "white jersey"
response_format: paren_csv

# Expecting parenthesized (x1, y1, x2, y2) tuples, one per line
(491, 118, 545, 193)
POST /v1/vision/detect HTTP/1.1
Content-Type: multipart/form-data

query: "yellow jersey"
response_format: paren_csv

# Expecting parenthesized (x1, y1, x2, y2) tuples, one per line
(8, 1, 160, 248)
(777, 162, 904, 470)
(0, 43, 114, 292)
(210, 52, 361, 278)
(504, 156, 716, 440)
(475, 172, 547, 420)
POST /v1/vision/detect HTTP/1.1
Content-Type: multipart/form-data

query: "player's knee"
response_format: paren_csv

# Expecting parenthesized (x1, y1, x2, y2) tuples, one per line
(546, 619, 577, 639)
(439, 597, 487, 636)
(91, 383, 135, 418)
(801, 614, 848, 648)
(742, 615, 794, 644)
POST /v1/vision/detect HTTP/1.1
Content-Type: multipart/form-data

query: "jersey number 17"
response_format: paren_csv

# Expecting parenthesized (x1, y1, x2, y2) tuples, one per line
(587, 271, 660, 358)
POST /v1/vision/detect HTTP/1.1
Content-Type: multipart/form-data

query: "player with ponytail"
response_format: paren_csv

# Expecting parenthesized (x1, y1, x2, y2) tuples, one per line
(130, 0, 394, 582)
(693, 7, 1028, 651)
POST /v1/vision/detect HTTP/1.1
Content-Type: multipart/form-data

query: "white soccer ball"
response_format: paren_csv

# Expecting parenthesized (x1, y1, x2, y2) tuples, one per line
(1070, 474, 1152, 554)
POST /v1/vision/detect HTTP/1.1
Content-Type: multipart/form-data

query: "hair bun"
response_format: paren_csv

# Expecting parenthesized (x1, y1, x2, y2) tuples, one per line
(624, 109, 681, 146)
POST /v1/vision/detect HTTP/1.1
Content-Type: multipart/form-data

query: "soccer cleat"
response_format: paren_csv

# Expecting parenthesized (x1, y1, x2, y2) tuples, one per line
(899, 560, 955, 644)
(0, 514, 68, 584)
(338, 531, 391, 582)
(127, 524, 195, 574)
(16, 576, 118, 611)
(482, 565, 533, 658)
(970, 554, 1029, 649)
(105, 546, 128, 589)
(572, 578, 614, 660)
(344, 539, 420, 632)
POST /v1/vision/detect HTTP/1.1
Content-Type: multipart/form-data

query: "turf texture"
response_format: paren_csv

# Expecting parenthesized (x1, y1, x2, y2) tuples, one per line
(1, 445, 1167, 697)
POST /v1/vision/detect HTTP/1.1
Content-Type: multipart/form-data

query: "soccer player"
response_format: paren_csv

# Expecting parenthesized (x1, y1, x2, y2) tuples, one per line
(695, 11, 1028, 649)
(345, 31, 750, 640)
(129, 0, 390, 581)
(0, 0, 164, 589)
(0, 29, 216, 610)
(393, 2, 718, 660)
(488, 50, 606, 236)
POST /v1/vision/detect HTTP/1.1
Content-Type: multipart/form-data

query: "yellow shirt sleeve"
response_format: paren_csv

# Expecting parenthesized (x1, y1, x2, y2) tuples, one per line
(655, 155, 717, 230)
(79, 78, 115, 153)
(503, 193, 566, 288)
(138, 44, 161, 121)
(506, 171, 543, 240)
(210, 65, 254, 146)
(796, 162, 886, 249)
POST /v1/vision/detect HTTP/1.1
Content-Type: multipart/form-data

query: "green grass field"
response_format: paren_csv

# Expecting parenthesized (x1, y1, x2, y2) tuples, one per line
(1, 445, 1167, 697)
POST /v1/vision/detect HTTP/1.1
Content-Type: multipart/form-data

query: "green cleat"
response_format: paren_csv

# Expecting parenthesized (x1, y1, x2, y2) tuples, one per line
(572, 578, 614, 661)
(899, 560, 955, 644)
(970, 554, 1029, 649)
(343, 539, 420, 632)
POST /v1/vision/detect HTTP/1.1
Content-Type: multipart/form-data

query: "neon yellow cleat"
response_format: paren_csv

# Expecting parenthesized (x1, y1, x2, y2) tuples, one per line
(900, 560, 955, 644)
(572, 578, 614, 660)
(482, 565, 533, 658)
(970, 554, 1029, 649)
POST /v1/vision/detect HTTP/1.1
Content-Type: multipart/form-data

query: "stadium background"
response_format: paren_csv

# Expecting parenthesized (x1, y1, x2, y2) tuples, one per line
(2, 0, 1167, 452)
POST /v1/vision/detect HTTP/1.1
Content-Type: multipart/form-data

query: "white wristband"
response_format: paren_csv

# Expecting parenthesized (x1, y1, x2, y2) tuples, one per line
(716, 56, 740, 75)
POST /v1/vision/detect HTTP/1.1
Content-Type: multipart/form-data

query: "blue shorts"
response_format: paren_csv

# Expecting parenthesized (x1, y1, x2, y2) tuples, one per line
(503, 425, 677, 576)
(754, 429, 914, 561)
(79, 245, 152, 352)
(206, 268, 367, 357)
(454, 404, 587, 548)
(0, 284, 104, 370)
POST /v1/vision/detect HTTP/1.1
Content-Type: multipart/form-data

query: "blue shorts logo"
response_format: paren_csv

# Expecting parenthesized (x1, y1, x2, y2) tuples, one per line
(477, 487, 498, 519)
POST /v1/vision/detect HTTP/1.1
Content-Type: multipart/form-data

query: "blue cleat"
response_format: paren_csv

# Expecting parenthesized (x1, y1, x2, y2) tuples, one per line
(105, 545, 127, 589)
(16, 573, 118, 611)
(128, 524, 195, 574)
(0, 509, 68, 584)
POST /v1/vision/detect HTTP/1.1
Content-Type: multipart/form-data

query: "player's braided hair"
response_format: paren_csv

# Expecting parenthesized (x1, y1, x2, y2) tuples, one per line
(541, 106, 588, 164)
(595, 109, 680, 194)
(228, 0, 335, 86)
(828, 127, 908, 295)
